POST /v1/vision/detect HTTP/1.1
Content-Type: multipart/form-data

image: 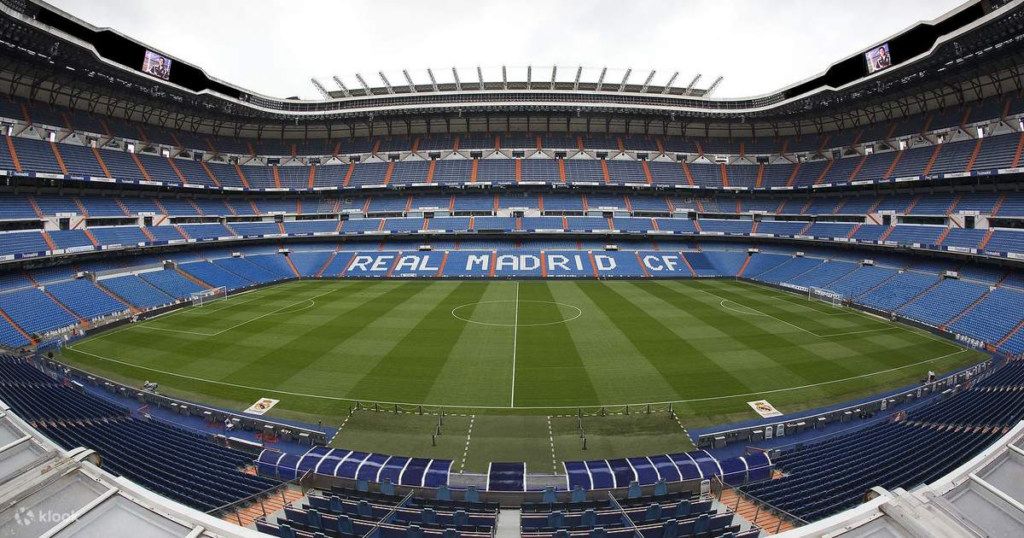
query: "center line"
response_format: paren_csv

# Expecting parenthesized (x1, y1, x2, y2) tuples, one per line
(511, 281, 519, 408)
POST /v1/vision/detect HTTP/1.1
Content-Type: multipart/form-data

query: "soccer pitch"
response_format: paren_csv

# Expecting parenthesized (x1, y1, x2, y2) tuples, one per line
(60, 278, 984, 470)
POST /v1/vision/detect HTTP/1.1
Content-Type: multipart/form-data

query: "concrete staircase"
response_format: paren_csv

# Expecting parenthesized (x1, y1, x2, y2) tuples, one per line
(719, 488, 797, 534)
(223, 486, 305, 529)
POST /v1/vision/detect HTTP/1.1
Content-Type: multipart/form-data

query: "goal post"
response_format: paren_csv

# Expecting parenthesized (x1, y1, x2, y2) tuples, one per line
(809, 287, 845, 308)
(190, 286, 227, 307)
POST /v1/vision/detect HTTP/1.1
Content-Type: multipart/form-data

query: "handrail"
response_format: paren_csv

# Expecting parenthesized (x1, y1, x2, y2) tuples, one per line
(711, 476, 807, 533)
(206, 469, 310, 524)
(362, 490, 416, 538)
(606, 491, 644, 538)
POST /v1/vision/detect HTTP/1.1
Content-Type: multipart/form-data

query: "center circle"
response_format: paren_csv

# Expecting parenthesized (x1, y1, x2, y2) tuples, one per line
(451, 300, 583, 327)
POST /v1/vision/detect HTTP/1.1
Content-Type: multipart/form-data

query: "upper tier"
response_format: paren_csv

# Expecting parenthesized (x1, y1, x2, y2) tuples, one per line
(0, 92, 1021, 162)
(2, 128, 1023, 194)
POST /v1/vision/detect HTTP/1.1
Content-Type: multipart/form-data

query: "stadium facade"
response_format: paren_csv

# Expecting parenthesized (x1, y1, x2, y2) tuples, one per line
(0, 0, 1023, 536)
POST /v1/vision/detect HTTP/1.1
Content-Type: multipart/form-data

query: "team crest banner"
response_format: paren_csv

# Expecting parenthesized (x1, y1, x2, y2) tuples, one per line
(244, 397, 280, 416)
(747, 400, 783, 418)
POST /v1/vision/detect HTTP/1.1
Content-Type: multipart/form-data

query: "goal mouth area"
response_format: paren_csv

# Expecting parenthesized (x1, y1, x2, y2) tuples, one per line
(190, 286, 228, 306)
(809, 287, 846, 307)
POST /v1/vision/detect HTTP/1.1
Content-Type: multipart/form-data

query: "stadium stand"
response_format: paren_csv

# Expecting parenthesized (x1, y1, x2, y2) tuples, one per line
(3, 2, 1024, 535)
(0, 356, 281, 512)
(743, 360, 1024, 521)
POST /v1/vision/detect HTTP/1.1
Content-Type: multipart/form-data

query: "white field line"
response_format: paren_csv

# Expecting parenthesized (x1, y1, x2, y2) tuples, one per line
(192, 287, 273, 315)
(511, 281, 519, 408)
(732, 280, 852, 316)
(547, 416, 558, 473)
(459, 415, 475, 473)
(450, 300, 581, 327)
(133, 325, 217, 337)
(700, 288, 899, 338)
(732, 280, 964, 349)
(84, 281, 333, 343)
(60, 345, 971, 411)
(134, 291, 335, 337)
(150, 285, 275, 325)
(718, 299, 767, 317)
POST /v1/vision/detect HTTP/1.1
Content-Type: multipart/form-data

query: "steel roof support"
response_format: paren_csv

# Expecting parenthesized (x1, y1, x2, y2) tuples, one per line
(402, 70, 417, 93)
(310, 78, 330, 99)
(595, 67, 607, 92)
(684, 74, 701, 96)
(427, 68, 439, 92)
(331, 76, 351, 97)
(618, 69, 632, 92)
(378, 72, 395, 95)
(640, 70, 656, 93)
(662, 71, 678, 94)
(355, 74, 373, 96)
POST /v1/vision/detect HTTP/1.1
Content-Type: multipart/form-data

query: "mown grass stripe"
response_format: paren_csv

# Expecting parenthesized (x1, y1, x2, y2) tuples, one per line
(646, 280, 841, 387)
(218, 281, 412, 386)
(512, 281, 601, 407)
(425, 282, 517, 407)
(347, 281, 491, 403)
(576, 280, 754, 400)
(546, 281, 682, 406)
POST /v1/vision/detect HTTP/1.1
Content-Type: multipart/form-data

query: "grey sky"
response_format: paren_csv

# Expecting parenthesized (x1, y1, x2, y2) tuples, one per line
(47, 0, 965, 99)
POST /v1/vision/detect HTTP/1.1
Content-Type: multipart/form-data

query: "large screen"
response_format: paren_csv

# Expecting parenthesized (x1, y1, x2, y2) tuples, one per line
(864, 43, 892, 74)
(141, 50, 172, 80)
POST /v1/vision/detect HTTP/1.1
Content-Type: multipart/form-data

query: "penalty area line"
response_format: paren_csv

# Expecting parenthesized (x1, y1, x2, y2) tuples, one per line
(133, 289, 336, 337)
(699, 287, 896, 339)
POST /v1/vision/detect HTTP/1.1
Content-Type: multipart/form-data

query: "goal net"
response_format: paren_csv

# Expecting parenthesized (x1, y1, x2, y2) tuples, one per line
(809, 287, 845, 308)
(190, 286, 227, 307)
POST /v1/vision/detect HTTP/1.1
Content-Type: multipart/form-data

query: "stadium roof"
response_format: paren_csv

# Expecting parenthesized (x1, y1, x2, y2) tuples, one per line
(314, 66, 720, 100)
(1, 0, 1023, 138)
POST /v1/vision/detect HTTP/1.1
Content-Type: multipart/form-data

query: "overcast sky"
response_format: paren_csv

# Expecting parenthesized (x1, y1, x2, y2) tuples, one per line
(47, 0, 965, 99)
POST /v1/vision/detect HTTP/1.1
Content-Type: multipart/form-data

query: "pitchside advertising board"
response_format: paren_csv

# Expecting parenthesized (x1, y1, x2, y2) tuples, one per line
(326, 250, 713, 278)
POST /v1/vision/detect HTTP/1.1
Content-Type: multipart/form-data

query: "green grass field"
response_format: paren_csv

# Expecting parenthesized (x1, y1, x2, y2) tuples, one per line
(59, 278, 984, 472)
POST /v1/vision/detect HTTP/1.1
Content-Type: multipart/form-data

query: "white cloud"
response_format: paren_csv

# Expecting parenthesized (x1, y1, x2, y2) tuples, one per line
(47, 0, 965, 99)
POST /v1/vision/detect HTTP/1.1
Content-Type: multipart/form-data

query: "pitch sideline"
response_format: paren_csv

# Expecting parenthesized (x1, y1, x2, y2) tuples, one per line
(61, 345, 971, 411)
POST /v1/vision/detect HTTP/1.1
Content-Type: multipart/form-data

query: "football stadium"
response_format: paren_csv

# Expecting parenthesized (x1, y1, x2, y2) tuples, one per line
(0, 0, 1023, 536)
